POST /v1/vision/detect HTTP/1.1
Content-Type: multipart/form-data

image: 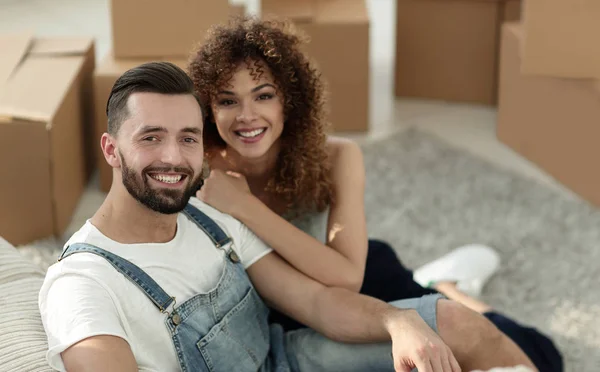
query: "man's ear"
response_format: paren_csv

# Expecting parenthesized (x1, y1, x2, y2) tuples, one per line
(101, 133, 121, 169)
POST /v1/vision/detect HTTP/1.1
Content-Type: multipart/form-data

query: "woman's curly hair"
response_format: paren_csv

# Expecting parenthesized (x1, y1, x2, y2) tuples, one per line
(188, 16, 334, 216)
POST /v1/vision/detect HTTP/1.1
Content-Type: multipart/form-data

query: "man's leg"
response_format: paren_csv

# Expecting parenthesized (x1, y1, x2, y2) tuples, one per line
(284, 328, 395, 372)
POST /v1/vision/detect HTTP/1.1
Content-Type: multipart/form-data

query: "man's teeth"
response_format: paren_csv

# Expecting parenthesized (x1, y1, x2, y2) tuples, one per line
(237, 128, 266, 138)
(151, 174, 182, 184)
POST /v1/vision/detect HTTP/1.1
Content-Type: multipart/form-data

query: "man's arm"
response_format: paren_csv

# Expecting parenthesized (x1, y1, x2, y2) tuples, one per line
(61, 336, 137, 372)
(247, 252, 461, 371)
(247, 251, 398, 343)
(40, 271, 138, 372)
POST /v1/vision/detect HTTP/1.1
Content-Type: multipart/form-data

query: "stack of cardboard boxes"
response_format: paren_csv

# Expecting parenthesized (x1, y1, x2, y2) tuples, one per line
(261, 0, 370, 133)
(497, 0, 600, 207)
(95, 0, 245, 192)
(394, 0, 521, 105)
(0, 34, 95, 245)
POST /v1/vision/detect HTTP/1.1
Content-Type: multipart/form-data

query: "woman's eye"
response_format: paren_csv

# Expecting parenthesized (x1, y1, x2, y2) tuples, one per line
(258, 93, 274, 100)
(219, 99, 235, 106)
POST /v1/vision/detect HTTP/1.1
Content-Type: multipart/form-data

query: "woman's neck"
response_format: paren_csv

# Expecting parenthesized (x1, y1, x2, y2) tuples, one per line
(214, 141, 281, 195)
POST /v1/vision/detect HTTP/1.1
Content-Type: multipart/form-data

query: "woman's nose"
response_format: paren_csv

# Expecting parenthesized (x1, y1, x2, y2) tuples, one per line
(236, 103, 258, 123)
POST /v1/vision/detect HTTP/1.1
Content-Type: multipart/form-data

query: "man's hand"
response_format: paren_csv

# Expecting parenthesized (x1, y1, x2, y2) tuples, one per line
(387, 310, 461, 372)
(197, 169, 254, 217)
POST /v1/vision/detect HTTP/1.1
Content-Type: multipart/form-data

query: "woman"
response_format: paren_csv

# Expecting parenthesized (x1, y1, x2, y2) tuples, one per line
(188, 16, 562, 372)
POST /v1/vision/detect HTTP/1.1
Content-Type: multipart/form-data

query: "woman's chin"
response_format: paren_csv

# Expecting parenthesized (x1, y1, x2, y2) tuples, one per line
(238, 147, 270, 160)
(229, 141, 271, 159)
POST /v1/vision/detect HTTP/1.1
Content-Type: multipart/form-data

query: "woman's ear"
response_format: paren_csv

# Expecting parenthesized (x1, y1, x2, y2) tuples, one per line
(202, 159, 211, 179)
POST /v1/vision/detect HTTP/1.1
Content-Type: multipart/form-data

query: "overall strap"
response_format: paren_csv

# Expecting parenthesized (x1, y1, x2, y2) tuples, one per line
(182, 203, 232, 248)
(58, 243, 176, 313)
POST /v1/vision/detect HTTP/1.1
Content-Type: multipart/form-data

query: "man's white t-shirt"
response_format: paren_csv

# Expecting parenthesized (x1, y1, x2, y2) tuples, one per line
(38, 198, 273, 372)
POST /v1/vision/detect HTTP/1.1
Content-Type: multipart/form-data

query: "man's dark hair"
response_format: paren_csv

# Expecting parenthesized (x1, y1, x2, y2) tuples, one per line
(106, 61, 203, 135)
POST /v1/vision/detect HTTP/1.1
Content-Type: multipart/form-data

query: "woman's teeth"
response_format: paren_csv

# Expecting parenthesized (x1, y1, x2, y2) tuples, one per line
(150, 174, 182, 184)
(237, 128, 266, 138)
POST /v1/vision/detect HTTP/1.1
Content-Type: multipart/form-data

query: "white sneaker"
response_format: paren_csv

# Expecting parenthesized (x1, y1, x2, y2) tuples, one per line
(413, 244, 501, 298)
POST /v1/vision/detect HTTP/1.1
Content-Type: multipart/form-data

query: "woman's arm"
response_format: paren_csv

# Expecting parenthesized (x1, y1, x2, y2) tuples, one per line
(200, 138, 369, 291)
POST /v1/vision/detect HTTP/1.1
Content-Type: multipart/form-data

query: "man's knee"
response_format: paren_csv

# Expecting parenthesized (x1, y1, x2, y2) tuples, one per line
(436, 299, 503, 354)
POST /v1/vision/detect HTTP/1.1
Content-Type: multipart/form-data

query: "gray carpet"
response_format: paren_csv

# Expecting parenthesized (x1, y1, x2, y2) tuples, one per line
(19, 129, 599, 371)
(361, 129, 599, 372)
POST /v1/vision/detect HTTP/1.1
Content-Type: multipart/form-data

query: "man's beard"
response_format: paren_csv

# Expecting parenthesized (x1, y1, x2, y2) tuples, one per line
(120, 153, 203, 215)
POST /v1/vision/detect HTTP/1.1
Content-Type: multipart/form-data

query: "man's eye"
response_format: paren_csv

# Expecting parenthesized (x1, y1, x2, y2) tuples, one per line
(183, 138, 197, 143)
(143, 136, 158, 141)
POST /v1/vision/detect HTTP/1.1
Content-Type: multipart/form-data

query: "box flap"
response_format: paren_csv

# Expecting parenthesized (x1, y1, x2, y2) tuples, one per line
(504, 23, 523, 59)
(95, 51, 189, 77)
(262, 0, 315, 20)
(314, 0, 369, 23)
(0, 33, 34, 94)
(30, 37, 93, 56)
(0, 55, 85, 124)
(504, 23, 523, 42)
(505, 22, 600, 95)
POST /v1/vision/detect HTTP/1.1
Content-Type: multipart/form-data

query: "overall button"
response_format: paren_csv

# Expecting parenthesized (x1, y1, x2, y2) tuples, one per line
(229, 250, 240, 263)
(172, 313, 182, 325)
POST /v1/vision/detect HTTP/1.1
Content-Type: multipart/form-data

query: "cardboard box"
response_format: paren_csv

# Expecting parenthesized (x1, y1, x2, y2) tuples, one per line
(497, 23, 600, 207)
(230, 2, 246, 17)
(522, 0, 600, 79)
(394, 0, 521, 105)
(262, 0, 370, 132)
(503, 0, 521, 22)
(111, 0, 232, 58)
(94, 53, 189, 193)
(0, 34, 95, 245)
(262, 0, 314, 20)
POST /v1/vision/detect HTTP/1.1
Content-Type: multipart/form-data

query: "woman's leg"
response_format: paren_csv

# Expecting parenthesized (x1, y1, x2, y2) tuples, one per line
(482, 312, 564, 372)
(364, 239, 563, 372)
(271, 238, 562, 372)
(435, 282, 493, 313)
(363, 239, 497, 314)
(360, 239, 438, 301)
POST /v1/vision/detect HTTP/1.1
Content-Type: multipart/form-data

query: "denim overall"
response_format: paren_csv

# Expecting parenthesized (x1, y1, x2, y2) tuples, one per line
(58, 203, 292, 372)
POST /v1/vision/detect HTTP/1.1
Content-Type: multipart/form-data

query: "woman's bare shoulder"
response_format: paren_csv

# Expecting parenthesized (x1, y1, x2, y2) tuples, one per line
(326, 136, 361, 160)
(325, 136, 364, 186)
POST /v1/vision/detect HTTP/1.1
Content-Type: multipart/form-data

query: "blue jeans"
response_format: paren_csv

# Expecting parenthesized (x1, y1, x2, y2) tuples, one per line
(283, 294, 442, 372)
(270, 239, 564, 372)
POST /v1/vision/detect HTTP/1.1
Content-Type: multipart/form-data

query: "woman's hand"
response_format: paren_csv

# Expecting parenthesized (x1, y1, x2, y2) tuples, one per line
(197, 169, 254, 218)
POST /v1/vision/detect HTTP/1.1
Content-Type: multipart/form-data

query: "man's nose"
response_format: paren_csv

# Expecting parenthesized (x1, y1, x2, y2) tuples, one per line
(160, 140, 183, 165)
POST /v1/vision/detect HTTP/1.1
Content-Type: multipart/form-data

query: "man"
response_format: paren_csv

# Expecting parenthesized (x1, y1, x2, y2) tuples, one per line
(39, 62, 536, 372)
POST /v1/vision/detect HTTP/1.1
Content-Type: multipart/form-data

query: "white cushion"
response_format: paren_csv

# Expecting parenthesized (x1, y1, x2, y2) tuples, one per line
(0, 237, 51, 372)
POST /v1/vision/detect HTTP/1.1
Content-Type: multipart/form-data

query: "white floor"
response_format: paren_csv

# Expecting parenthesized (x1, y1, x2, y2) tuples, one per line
(0, 0, 575, 198)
